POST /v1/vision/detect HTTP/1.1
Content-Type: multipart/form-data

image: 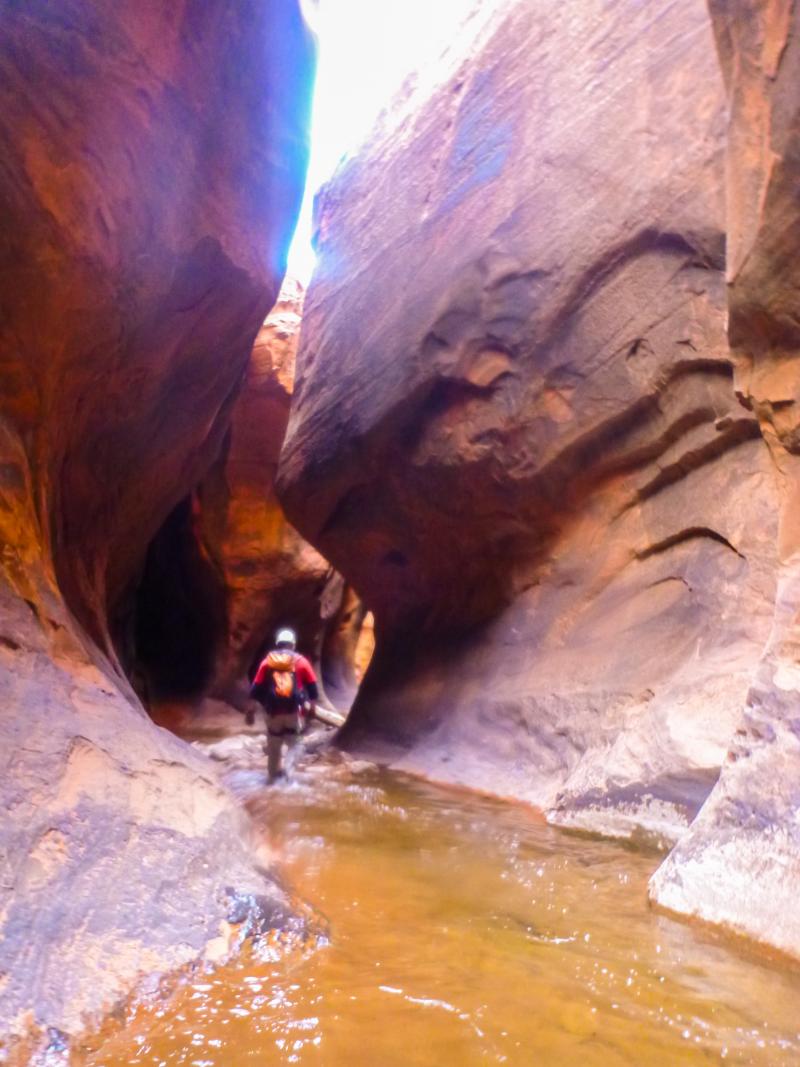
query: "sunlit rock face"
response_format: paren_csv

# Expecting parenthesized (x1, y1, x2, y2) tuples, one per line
(201, 280, 330, 705)
(279, 0, 793, 947)
(128, 280, 328, 719)
(199, 279, 374, 716)
(0, 0, 314, 1044)
(131, 281, 369, 729)
(650, 0, 800, 956)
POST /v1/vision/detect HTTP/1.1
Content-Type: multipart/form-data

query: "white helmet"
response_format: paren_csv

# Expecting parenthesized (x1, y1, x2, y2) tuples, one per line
(275, 627, 297, 649)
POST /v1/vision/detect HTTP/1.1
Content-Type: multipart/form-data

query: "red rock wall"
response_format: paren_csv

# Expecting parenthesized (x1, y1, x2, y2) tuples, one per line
(198, 280, 332, 704)
(650, 0, 800, 953)
(0, 0, 313, 650)
(278, 0, 799, 954)
(0, 0, 315, 1045)
(131, 280, 370, 730)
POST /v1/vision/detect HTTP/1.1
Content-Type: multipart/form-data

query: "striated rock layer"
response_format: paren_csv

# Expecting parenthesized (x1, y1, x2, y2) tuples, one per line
(279, 0, 800, 953)
(0, 0, 314, 1044)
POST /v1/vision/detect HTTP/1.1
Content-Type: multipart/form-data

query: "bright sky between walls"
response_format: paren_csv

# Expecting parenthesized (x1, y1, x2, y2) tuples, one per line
(287, 0, 491, 283)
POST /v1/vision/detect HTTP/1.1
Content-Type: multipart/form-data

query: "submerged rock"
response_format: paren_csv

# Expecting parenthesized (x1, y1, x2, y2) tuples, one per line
(278, 0, 800, 954)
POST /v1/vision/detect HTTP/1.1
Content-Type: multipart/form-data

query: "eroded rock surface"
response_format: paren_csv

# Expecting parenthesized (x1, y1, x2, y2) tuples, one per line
(278, 0, 796, 952)
(0, 585, 291, 1047)
(649, 0, 800, 956)
(0, 0, 314, 1044)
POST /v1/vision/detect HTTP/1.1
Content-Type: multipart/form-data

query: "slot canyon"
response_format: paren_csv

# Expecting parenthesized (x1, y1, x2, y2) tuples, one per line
(2, 0, 800, 1063)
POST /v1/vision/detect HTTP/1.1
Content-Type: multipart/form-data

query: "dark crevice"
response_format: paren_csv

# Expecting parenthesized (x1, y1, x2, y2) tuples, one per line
(627, 337, 651, 358)
(531, 394, 692, 504)
(662, 357, 734, 382)
(635, 526, 745, 562)
(634, 418, 762, 506)
(130, 494, 227, 704)
(382, 549, 409, 567)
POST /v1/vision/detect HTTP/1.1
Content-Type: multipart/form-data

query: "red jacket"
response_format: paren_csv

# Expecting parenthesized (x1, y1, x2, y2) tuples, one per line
(250, 650, 318, 710)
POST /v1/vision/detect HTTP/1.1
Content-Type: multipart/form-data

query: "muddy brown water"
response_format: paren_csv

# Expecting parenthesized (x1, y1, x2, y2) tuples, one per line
(74, 750, 800, 1066)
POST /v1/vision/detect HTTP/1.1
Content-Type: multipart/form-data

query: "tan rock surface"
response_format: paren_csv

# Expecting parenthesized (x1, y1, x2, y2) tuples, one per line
(0, 0, 314, 1044)
(278, 0, 795, 952)
(0, 583, 292, 1045)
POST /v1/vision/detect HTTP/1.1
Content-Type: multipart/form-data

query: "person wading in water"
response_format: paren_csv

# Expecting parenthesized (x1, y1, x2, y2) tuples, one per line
(246, 628, 319, 781)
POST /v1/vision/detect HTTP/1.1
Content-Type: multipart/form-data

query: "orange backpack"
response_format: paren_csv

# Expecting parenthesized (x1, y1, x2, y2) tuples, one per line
(264, 650, 299, 705)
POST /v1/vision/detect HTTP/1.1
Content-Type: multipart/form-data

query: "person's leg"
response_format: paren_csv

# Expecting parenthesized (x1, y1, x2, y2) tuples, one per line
(266, 712, 296, 779)
(267, 730, 283, 779)
(287, 707, 308, 765)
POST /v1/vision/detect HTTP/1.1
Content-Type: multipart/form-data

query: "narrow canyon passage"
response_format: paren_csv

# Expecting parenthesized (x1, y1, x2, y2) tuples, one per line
(76, 745, 800, 1066)
(5, 0, 800, 1061)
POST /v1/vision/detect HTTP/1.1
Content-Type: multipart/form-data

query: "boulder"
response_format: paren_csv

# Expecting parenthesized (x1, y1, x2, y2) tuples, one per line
(278, 0, 793, 952)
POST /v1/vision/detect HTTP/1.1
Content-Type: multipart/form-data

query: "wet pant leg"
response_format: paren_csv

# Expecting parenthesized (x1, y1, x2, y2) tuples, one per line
(266, 711, 301, 778)
(267, 731, 284, 778)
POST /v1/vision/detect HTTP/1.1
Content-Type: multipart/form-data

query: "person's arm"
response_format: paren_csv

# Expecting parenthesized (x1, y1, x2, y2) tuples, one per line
(305, 678, 320, 703)
(295, 656, 319, 714)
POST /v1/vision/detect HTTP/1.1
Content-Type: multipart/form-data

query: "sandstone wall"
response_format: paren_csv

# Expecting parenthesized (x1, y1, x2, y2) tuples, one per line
(649, 0, 800, 953)
(133, 280, 369, 731)
(199, 280, 330, 705)
(0, 0, 314, 1044)
(278, 0, 799, 953)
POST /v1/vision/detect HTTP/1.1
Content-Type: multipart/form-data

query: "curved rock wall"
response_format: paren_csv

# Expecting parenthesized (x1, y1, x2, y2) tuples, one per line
(279, 0, 799, 953)
(0, 0, 314, 1045)
(1, 0, 314, 651)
